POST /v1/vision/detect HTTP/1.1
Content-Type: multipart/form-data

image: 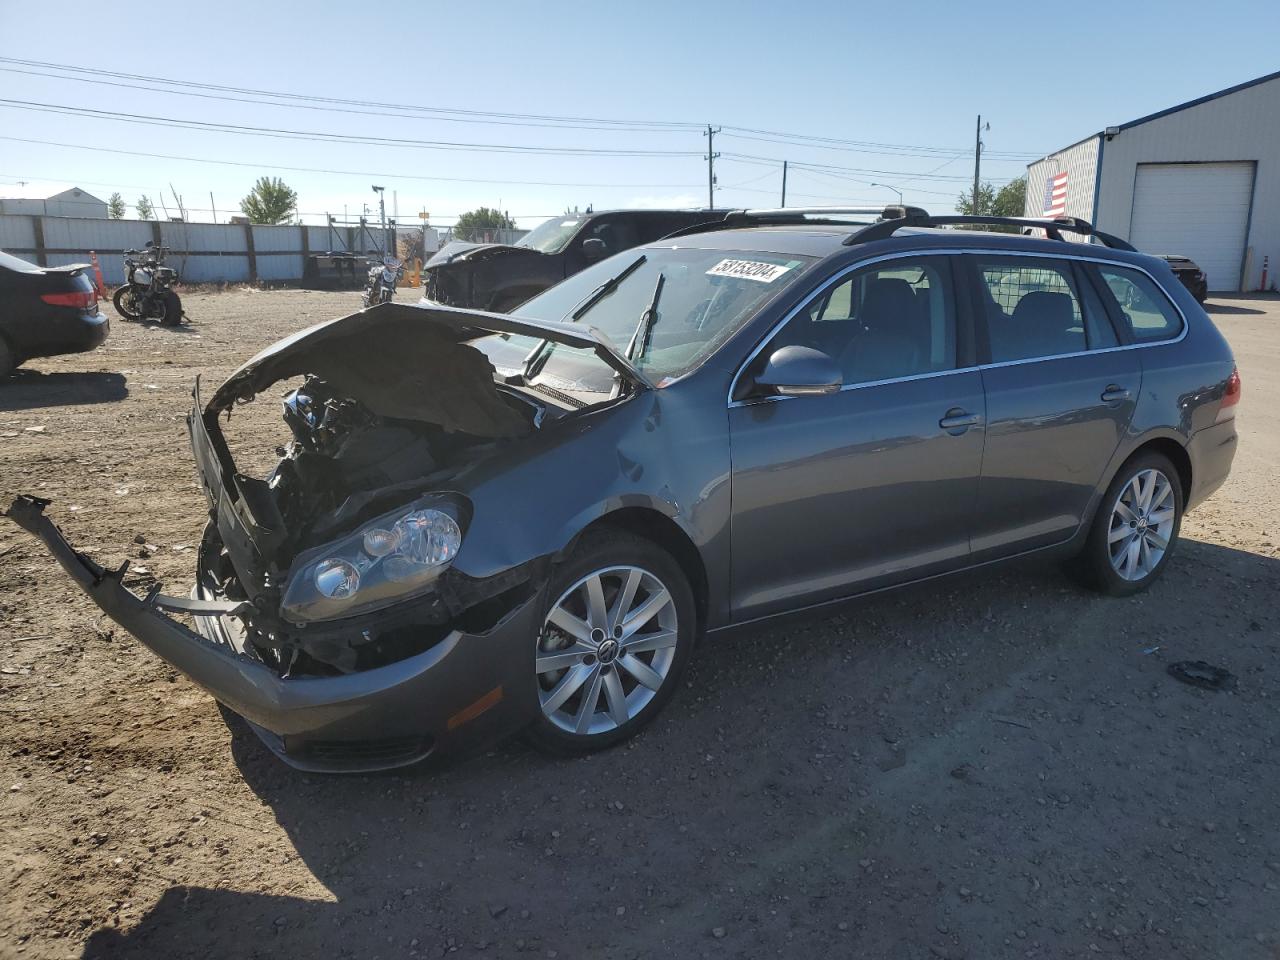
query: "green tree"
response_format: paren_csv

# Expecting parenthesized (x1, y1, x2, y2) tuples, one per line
(955, 177, 1027, 230)
(136, 195, 155, 221)
(992, 177, 1026, 218)
(239, 176, 298, 225)
(107, 193, 126, 220)
(453, 207, 515, 242)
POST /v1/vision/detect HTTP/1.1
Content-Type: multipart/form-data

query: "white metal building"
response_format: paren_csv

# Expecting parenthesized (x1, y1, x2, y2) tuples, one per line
(0, 185, 109, 219)
(1025, 70, 1279, 292)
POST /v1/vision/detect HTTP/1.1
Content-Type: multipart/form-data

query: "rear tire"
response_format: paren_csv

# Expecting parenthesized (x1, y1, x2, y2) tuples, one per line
(0, 336, 15, 378)
(112, 285, 142, 320)
(525, 531, 695, 756)
(1078, 451, 1184, 596)
(159, 291, 183, 326)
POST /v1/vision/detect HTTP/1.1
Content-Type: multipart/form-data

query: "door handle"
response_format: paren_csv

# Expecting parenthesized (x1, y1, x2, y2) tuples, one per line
(939, 408, 981, 431)
(1101, 385, 1131, 402)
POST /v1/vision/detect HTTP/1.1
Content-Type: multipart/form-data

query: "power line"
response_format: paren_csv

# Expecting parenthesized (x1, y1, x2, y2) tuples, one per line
(721, 153, 1017, 183)
(783, 166, 964, 199)
(0, 58, 702, 132)
(0, 57, 1048, 160)
(0, 138, 706, 190)
(718, 130, 1038, 162)
(0, 64, 699, 135)
(0, 99, 703, 157)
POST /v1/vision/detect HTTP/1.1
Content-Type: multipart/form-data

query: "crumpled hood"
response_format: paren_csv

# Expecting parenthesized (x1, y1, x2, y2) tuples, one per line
(208, 302, 650, 437)
(424, 241, 534, 269)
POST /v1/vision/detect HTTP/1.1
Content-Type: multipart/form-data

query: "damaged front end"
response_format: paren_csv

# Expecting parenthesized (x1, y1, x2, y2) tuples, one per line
(190, 302, 645, 678)
(6, 301, 647, 771)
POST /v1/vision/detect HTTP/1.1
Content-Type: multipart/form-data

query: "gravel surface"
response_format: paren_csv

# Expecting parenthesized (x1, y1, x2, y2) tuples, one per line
(1, 288, 1277, 960)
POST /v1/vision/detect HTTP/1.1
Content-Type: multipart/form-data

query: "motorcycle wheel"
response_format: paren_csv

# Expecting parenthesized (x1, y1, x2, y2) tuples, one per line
(112, 286, 143, 321)
(157, 291, 183, 327)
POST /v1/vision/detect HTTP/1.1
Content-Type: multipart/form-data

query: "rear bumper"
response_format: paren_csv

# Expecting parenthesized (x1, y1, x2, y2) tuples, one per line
(4, 496, 542, 773)
(1186, 419, 1237, 510)
(18, 309, 109, 359)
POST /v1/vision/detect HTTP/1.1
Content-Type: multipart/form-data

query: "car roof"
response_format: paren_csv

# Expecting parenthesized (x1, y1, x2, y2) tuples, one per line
(644, 223, 1171, 273)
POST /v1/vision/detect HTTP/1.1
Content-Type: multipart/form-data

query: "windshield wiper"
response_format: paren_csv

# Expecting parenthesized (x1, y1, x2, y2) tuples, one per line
(626, 273, 665, 362)
(522, 253, 647, 382)
(571, 254, 646, 321)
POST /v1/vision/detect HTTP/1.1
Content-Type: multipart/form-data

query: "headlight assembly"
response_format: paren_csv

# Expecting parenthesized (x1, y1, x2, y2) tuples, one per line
(280, 499, 465, 623)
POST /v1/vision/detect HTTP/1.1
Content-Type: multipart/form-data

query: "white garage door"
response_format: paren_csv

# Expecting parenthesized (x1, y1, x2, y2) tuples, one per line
(1129, 162, 1254, 291)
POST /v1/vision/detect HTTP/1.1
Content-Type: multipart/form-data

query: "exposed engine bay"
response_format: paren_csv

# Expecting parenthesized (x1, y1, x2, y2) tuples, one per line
(273, 375, 487, 543)
(197, 370, 549, 677)
(185, 303, 645, 678)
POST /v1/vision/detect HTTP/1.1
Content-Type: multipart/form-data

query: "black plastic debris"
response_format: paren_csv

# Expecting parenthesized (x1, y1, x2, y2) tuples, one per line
(1166, 660, 1236, 691)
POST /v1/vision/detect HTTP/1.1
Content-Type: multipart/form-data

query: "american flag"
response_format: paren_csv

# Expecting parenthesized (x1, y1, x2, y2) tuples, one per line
(1043, 171, 1069, 217)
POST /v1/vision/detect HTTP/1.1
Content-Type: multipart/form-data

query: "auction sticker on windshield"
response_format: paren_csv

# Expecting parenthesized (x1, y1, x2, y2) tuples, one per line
(706, 259, 794, 283)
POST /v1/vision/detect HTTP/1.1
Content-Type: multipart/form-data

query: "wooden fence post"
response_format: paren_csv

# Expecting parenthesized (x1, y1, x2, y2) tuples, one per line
(243, 222, 258, 283)
(299, 223, 309, 285)
(31, 216, 47, 266)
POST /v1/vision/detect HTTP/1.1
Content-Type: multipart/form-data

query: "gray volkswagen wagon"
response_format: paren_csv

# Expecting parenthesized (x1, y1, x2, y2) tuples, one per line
(7, 207, 1240, 772)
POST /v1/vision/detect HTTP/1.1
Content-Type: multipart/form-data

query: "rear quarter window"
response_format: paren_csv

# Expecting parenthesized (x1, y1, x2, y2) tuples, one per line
(971, 256, 1116, 362)
(1097, 266, 1185, 342)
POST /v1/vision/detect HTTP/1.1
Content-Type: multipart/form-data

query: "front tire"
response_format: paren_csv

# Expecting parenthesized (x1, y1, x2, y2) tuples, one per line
(525, 531, 695, 755)
(112, 285, 142, 320)
(1080, 452, 1183, 596)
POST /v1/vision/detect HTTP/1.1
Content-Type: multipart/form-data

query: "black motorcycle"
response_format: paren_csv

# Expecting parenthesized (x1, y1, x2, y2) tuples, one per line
(113, 243, 184, 326)
(361, 254, 403, 308)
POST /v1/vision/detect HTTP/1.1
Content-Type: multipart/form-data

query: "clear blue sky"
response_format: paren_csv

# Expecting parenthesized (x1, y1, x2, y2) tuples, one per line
(1, 0, 1275, 228)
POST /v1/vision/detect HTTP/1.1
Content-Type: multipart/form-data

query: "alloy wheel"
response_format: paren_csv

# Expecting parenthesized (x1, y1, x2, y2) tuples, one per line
(536, 565, 678, 736)
(1107, 468, 1176, 581)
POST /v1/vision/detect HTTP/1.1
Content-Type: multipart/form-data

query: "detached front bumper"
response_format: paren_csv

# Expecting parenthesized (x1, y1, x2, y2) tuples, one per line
(5, 496, 542, 773)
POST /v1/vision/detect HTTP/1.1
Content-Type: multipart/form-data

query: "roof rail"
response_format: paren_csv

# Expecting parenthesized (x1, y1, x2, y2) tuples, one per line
(740, 206, 890, 219)
(843, 211, 1137, 251)
(660, 205, 898, 241)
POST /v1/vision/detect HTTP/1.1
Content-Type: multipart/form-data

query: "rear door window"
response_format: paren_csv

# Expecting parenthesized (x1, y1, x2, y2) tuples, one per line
(770, 256, 957, 386)
(972, 257, 1115, 362)
(1096, 265, 1185, 342)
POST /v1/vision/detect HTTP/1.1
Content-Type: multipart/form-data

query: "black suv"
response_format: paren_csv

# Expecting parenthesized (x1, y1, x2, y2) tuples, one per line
(1157, 255, 1209, 304)
(421, 209, 723, 313)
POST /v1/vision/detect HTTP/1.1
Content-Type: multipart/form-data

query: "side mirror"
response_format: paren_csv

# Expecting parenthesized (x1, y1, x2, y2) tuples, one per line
(753, 345, 842, 397)
(582, 238, 607, 262)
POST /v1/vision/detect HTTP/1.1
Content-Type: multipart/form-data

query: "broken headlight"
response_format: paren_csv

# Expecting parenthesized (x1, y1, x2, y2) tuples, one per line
(280, 499, 465, 623)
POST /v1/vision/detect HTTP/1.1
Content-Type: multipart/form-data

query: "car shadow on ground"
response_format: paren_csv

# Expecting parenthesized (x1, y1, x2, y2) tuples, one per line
(1205, 301, 1266, 315)
(0, 371, 128, 410)
(79, 538, 1279, 959)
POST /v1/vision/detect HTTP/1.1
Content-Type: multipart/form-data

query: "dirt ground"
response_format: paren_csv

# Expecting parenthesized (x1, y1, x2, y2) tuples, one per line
(1, 286, 1277, 960)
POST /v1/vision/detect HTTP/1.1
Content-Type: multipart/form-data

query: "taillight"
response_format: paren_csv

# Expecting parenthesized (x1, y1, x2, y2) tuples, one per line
(40, 290, 97, 309)
(1219, 367, 1241, 420)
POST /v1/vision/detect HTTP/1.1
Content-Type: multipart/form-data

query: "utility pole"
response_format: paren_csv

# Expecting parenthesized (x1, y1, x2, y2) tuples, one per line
(781, 160, 788, 207)
(209, 192, 218, 225)
(372, 185, 386, 254)
(704, 124, 721, 209)
(972, 114, 989, 215)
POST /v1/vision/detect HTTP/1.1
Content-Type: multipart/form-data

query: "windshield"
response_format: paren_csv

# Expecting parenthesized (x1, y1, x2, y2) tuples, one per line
(479, 246, 814, 394)
(515, 216, 585, 254)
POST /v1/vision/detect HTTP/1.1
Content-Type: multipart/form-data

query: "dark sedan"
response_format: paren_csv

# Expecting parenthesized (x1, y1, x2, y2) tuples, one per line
(6, 207, 1239, 772)
(0, 250, 109, 377)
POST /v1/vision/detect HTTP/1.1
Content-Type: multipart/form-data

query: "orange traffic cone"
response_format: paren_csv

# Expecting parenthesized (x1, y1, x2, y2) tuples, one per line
(88, 251, 106, 297)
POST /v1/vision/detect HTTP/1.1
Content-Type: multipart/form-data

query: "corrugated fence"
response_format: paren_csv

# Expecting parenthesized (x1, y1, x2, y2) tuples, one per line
(0, 214, 397, 285)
